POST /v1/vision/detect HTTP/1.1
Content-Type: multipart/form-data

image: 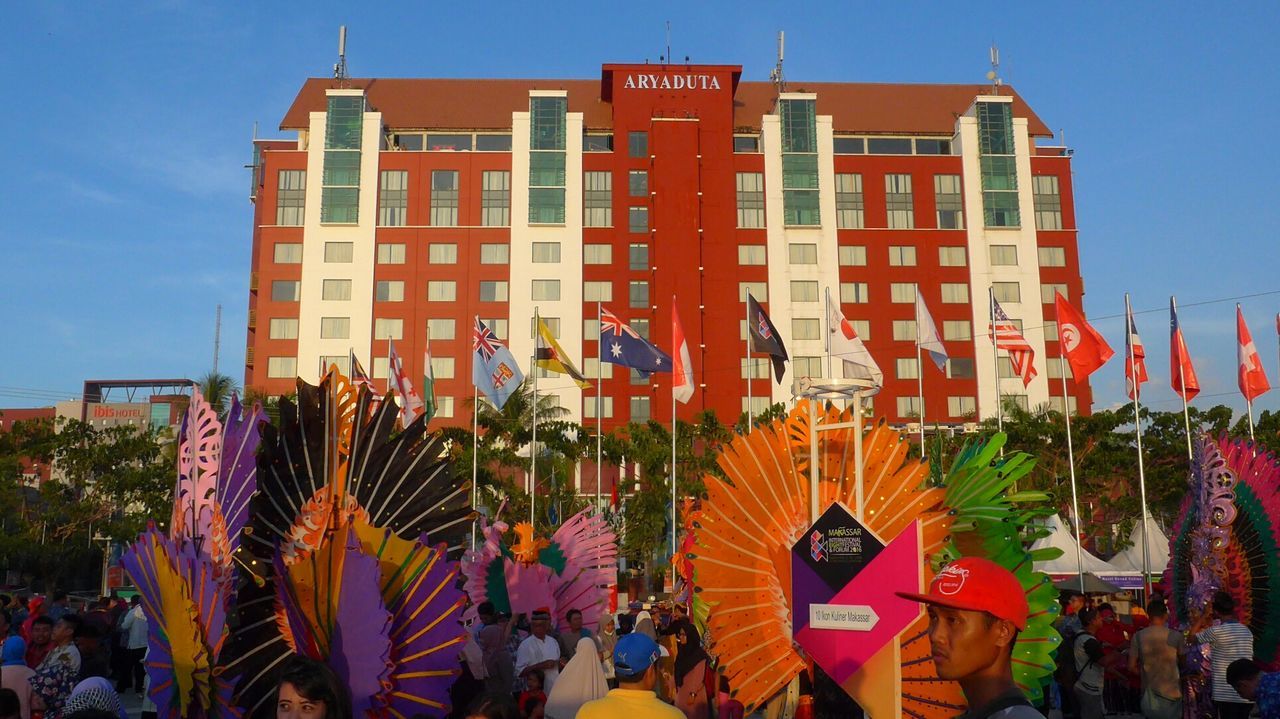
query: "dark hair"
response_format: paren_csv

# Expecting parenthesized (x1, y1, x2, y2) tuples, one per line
(0, 595, 10, 607)
(1147, 600, 1168, 619)
(565, 608, 582, 622)
(277, 655, 353, 719)
(1078, 607, 1099, 629)
(32, 616, 54, 628)
(1213, 591, 1236, 616)
(75, 623, 101, 640)
(477, 601, 495, 616)
(1097, 602, 1114, 614)
(57, 614, 83, 632)
(0, 688, 19, 719)
(466, 693, 520, 719)
(522, 667, 545, 686)
(51, 591, 67, 603)
(1227, 658, 1261, 688)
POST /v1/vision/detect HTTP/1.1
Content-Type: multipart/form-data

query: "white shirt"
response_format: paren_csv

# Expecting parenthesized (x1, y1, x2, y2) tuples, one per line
(515, 633, 561, 693)
(121, 606, 148, 650)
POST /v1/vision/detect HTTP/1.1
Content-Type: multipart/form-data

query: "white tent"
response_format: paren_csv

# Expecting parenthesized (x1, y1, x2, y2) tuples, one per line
(1108, 514, 1171, 576)
(1030, 514, 1125, 576)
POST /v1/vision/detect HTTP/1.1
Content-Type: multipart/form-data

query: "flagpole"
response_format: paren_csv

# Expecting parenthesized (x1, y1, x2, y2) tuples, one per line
(1173, 297, 1194, 462)
(989, 287, 1004, 438)
(472, 383, 479, 550)
(596, 301, 603, 509)
(1059, 348, 1086, 595)
(1248, 399, 1256, 442)
(824, 287, 833, 380)
(1126, 293, 1152, 595)
(531, 307, 539, 528)
(745, 294, 752, 426)
(671, 294, 678, 561)
(915, 284, 926, 459)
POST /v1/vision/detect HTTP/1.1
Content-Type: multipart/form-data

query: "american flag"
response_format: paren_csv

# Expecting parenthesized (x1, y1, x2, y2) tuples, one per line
(991, 298, 1037, 387)
(473, 318, 501, 361)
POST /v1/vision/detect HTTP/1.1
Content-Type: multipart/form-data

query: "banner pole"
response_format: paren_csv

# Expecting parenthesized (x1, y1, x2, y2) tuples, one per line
(1173, 297, 1194, 462)
(745, 294, 752, 427)
(915, 285, 925, 459)
(531, 307, 539, 528)
(597, 301, 603, 509)
(1060, 349, 1086, 595)
(1126, 293, 1152, 595)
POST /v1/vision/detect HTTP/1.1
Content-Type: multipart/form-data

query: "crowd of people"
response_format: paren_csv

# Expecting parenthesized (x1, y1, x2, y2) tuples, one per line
(0, 592, 149, 719)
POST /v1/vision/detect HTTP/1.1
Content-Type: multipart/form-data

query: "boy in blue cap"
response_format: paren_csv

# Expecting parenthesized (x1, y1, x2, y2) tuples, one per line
(577, 633, 683, 718)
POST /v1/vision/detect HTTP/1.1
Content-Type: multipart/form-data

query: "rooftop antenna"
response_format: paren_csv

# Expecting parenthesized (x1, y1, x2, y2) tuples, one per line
(985, 43, 1003, 92)
(665, 21, 671, 65)
(334, 25, 349, 81)
(770, 30, 786, 92)
(213, 304, 222, 375)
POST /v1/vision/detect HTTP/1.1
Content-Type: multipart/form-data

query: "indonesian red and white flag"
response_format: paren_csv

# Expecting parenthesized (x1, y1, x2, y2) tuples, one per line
(1054, 293, 1114, 379)
(990, 298, 1036, 387)
(1124, 301, 1148, 400)
(1238, 305, 1270, 402)
(672, 303, 694, 404)
(825, 294, 883, 386)
(1169, 297, 1200, 401)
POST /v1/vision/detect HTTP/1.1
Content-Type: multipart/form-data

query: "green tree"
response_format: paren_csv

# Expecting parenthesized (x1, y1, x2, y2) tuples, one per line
(197, 371, 241, 414)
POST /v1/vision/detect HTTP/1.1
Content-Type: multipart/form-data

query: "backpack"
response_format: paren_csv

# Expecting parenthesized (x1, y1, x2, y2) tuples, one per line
(1053, 626, 1081, 690)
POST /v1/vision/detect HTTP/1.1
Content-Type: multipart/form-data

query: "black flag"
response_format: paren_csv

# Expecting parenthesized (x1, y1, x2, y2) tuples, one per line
(747, 293, 789, 383)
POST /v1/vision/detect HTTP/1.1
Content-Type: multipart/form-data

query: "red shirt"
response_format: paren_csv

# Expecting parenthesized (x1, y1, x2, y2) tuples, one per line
(25, 640, 51, 669)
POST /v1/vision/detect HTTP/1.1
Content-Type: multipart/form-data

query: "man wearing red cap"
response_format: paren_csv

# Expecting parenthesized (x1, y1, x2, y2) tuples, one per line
(898, 557, 1041, 718)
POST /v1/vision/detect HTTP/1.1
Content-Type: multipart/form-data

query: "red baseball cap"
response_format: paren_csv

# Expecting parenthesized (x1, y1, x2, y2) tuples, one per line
(895, 556, 1028, 630)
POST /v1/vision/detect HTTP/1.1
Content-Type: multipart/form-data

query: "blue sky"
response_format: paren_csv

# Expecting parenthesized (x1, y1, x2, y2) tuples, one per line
(3, 2, 1279, 417)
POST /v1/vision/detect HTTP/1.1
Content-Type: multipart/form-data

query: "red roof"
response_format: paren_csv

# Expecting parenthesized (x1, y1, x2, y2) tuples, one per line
(280, 77, 1052, 137)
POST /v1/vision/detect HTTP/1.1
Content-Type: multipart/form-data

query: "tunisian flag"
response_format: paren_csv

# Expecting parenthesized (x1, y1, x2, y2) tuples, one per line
(1237, 305, 1270, 402)
(1054, 293, 1114, 379)
(672, 303, 694, 404)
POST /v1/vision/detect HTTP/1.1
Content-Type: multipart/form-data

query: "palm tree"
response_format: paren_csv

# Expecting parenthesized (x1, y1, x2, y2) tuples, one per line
(196, 371, 241, 414)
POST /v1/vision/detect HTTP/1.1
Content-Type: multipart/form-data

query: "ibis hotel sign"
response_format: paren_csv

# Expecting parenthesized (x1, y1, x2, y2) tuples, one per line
(623, 73, 722, 91)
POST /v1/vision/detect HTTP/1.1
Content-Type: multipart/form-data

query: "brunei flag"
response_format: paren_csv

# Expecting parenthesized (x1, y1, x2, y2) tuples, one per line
(536, 317, 591, 388)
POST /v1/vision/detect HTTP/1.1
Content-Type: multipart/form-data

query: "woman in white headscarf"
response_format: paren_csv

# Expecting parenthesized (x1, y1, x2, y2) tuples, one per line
(543, 637, 607, 719)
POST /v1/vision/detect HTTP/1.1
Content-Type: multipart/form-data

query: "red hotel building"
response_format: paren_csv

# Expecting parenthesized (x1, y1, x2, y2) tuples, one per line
(244, 63, 1089, 436)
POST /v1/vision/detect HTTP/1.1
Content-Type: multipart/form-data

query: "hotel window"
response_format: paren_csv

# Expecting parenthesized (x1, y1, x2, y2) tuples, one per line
(780, 98, 820, 226)
(481, 171, 511, 227)
(378, 170, 408, 226)
(997, 358, 1018, 379)
(896, 358, 920, 380)
(479, 281, 508, 302)
(1049, 397, 1079, 415)
(630, 368, 648, 386)
(869, 138, 913, 155)
(890, 283, 916, 304)
(583, 134, 613, 152)
(320, 317, 350, 339)
(584, 244, 612, 264)
(739, 282, 767, 302)
(839, 246, 867, 266)
(324, 242, 353, 263)
(897, 397, 921, 418)
(628, 206, 649, 234)
(743, 396, 772, 416)
(529, 96, 567, 223)
(840, 282, 868, 303)
(629, 170, 648, 197)
(630, 243, 649, 270)
(584, 281, 613, 302)
(268, 318, 298, 340)
(935, 175, 964, 229)
(835, 174, 864, 229)
(628, 131, 648, 158)
(992, 282, 1021, 303)
(372, 357, 390, 379)
(532, 280, 560, 301)
(267, 357, 297, 379)
(276, 170, 306, 225)
(532, 242, 561, 263)
(322, 279, 351, 301)
(274, 243, 302, 264)
(733, 135, 760, 153)
(793, 318, 821, 341)
(741, 358, 769, 379)
(789, 244, 817, 265)
(989, 245, 1018, 266)
(885, 174, 914, 229)
(584, 397, 614, 419)
(793, 356, 822, 378)
(888, 246, 916, 266)
(429, 244, 458, 264)
(947, 358, 976, 379)
(271, 280, 300, 302)
(940, 284, 969, 304)
(530, 317, 560, 339)
(848, 319, 870, 339)
(892, 320, 917, 341)
(476, 134, 513, 151)
(977, 102, 1020, 227)
(480, 244, 509, 264)
(948, 396, 977, 416)
(374, 318, 403, 340)
(916, 139, 952, 155)
(391, 133, 423, 151)
(426, 134, 471, 151)
(427, 318, 455, 340)
(430, 170, 459, 226)
(630, 396, 651, 422)
(1033, 175, 1063, 230)
(1038, 246, 1066, 267)
(631, 319, 650, 339)
(430, 356, 456, 380)
(582, 358, 614, 379)
(1044, 320, 1058, 339)
(629, 281, 649, 308)
(833, 137, 865, 154)
(939, 247, 967, 267)
(482, 318, 508, 339)
(377, 243, 405, 264)
(739, 246, 766, 265)
(427, 281, 457, 302)
(736, 172, 765, 228)
(434, 396, 456, 419)
(943, 320, 972, 341)
(320, 355, 350, 374)
(791, 281, 819, 303)
(1047, 357, 1074, 380)
(320, 95, 362, 223)
(1041, 283, 1069, 304)
(583, 172, 612, 227)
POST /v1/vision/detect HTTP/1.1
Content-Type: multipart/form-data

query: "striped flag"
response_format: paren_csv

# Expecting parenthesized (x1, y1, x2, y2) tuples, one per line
(348, 349, 375, 391)
(535, 317, 590, 388)
(990, 298, 1036, 387)
(1125, 301, 1148, 400)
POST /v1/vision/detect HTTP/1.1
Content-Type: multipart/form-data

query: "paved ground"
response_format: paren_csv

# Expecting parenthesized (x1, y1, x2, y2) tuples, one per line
(119, 687, 144, 719)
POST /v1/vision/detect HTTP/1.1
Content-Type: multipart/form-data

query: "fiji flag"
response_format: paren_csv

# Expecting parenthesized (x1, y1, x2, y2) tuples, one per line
(600, 307, 672, 374)
(472, 317, 524, 409)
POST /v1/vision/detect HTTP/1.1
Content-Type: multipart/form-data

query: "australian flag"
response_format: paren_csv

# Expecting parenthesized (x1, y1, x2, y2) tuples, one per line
(747, 293, 789, 383)
(472, 317, 524, 409)
(600, 307, 672, 374)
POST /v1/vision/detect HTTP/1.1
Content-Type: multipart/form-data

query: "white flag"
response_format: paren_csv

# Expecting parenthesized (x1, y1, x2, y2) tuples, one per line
(915, 294, 949, 370)
(672, 304, 694, 404)
(826, 294, 883, 386)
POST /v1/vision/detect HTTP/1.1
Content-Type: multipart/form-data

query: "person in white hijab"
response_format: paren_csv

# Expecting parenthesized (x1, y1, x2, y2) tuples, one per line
(543, 637, 608, 719)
